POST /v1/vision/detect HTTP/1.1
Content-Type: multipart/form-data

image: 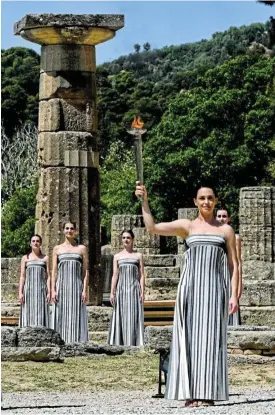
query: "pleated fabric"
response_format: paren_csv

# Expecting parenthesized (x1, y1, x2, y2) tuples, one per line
(108, 258, 144, 346)
(19, 260, 49, 328)
(165, 234, 230, 401)
(53, 253, 88, 344)
(228, 306, 241, 326)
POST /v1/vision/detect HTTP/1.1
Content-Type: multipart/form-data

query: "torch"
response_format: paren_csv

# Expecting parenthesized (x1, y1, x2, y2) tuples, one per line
(128, 116, 147, 201)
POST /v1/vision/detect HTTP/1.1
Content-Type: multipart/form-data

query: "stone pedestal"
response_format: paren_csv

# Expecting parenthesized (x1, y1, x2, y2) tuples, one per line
(14, 14, 124, 305)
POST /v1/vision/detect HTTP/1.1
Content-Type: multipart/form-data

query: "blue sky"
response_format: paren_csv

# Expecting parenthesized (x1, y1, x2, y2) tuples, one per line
(1, 1, 273, 65)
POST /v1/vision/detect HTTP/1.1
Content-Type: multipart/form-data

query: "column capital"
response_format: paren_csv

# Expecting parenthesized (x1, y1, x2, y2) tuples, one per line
(14, 13, 124, 45)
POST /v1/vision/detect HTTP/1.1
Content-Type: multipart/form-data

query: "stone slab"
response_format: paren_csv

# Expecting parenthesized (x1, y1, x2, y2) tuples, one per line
(1, 284, 19, 303)
(242, 261, 275, 280)
(227, 330, 275, 350)
(1, 346, 63, 362)
(241, 281, 275, 306)
(1, 258, 21, 284)
(143, 255, 176, 267)
(62, 342, 140, 358)
(38, 98, 97, 132)
(1, 327, 17, 347)
(145, 266, 180, 279)
(144, 325, 172, 349)
(240, 227, 273, 262)
(145, 278, 178, 301)
(17, 326, 64, 347)
(14, 14, 125, 33)
(240, 306, 275, 326)
(87, 306, 112, 332)
(38, 131, 98, 166)
(39, 71, 97, 100)
(111, 215, 144, 231)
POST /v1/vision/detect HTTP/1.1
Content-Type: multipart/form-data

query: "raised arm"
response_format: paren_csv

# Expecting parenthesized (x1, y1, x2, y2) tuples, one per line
(224, 226, 239, 315)
(135, 182, 190, 238)
(81, 246, 88, 303)
(18, 256, 27, 304)
(51, 247, 58, 303)
(45, 256, 51, 303)
(139, 253, 145, 304)
(236, 235, 242, 299)
(110, 255, 119, 306)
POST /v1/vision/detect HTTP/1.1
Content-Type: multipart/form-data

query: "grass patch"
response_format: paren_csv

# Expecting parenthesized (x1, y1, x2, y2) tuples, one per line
(2, 353, 275, 393)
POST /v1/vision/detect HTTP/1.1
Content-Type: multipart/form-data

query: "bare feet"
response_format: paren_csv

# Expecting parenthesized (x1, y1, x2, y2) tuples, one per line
(198, 400, 215, 407)
(184, 400, 199, 407)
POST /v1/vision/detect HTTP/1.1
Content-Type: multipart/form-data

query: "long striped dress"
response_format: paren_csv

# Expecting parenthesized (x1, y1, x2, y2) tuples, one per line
(108, 258, 144, 346)
(19, 260, 49, 327)
(53, 253, 88, 344)
(165, 234, 230, 401)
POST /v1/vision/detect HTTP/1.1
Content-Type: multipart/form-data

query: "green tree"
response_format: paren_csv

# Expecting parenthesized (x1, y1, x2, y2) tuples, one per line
(143, 42, 151, 52)
(144, 54, 275, 229)
(1, 183, 38, 257)
(134, 43, 141, 53)
(1, 47, 40, 137)
(100, 141, 140, 238)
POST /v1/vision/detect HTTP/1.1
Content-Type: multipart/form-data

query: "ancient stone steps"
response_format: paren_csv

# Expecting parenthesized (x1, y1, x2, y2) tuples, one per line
(143, 255, 175, 267)
(241, 280, 275, 306)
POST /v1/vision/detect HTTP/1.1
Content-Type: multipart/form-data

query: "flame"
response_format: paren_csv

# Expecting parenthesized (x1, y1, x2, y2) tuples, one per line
(131, 115, 144, 129)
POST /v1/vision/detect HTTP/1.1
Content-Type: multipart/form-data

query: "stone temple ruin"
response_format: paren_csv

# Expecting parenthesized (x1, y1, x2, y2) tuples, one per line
(1, 14, 275, 358)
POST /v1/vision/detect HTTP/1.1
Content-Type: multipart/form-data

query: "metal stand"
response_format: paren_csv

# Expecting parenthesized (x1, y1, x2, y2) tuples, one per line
(152, 347, 169, 398)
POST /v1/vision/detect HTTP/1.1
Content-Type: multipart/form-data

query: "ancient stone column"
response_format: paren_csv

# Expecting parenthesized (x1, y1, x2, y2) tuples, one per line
(239, 187, 275, 277)
(14, 14, 124, 304)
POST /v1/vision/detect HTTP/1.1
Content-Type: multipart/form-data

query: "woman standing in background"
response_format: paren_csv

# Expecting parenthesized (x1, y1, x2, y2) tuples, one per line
(52, 221, 88, 344)
(108, 230, 145, 346)
(216, 207, 242, 325)
(19, 234, 50, 327)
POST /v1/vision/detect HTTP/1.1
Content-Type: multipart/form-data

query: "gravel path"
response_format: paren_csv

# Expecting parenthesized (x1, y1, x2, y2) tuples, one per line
(1, 388, 275, 414)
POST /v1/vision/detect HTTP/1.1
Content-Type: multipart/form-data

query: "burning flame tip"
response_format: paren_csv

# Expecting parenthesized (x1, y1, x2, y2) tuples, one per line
(131, 115, 144, 129)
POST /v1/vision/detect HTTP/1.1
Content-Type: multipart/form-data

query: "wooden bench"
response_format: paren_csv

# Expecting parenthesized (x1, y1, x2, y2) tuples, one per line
(1, 316, 19, 326)
(144, 300, 175, 327)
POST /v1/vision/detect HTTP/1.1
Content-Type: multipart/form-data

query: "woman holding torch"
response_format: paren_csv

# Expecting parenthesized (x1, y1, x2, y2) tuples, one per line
(135, 183, 238, 407)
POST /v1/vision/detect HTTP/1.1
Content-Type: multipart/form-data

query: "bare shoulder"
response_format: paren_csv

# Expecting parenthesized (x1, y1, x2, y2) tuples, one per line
(53, 244, 61, 253)
(137, 252, 143, 260)
(179, 218, 192, 227)
(43, 255, 49, 262)
(222, 224, 235, 240)
(79, 244, 87, 253)
(21, 255, 27, 262)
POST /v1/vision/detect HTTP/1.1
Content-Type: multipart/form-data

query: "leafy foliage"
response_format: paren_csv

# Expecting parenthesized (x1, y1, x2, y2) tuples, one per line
(1, 183, 38, 258)
(1, 47, 40, 136)
(143, 54, 275, 229)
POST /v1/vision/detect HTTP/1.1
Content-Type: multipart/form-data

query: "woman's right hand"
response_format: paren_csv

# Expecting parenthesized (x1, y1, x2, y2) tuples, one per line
(51, 291, 58, 303)
(110, 293, 115, 306)
(135, 181, 147, 200)
(19, 293, 24, 304)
